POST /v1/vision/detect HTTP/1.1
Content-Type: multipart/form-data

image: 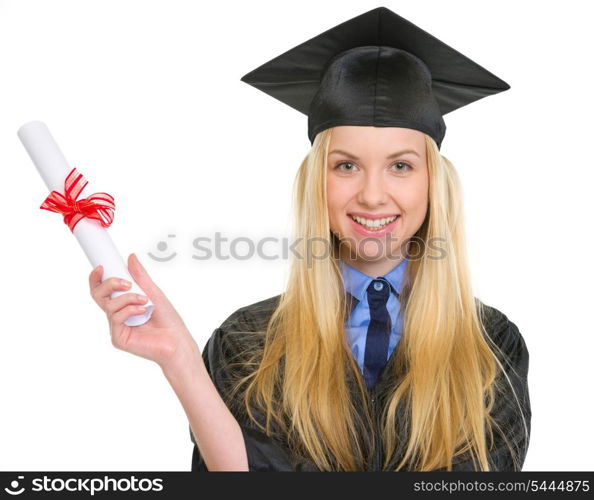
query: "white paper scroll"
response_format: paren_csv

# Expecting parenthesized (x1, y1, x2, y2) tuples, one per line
(17, 120, 154, 326)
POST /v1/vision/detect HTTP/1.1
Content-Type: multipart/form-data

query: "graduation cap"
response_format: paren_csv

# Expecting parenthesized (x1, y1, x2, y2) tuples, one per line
(240, 6, 510, 149)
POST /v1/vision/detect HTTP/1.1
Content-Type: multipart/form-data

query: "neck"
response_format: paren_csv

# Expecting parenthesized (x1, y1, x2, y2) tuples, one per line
(339, 246, 406, 277)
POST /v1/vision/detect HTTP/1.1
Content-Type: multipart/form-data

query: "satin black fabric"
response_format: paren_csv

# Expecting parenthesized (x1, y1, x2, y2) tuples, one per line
(307, 45, 447, 147)
(189, 294, 531, 472)
(240, 6, 511, 149)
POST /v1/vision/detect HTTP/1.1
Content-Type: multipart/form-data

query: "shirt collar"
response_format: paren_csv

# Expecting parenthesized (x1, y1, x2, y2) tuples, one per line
(339, 258, 408, 305)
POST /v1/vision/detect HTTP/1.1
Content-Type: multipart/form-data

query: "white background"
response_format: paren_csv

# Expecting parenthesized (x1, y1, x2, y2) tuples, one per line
(0, 0, 592, 471)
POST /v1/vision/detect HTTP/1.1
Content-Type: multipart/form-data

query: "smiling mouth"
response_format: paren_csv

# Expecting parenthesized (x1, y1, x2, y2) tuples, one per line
(349, 214, 399, 230)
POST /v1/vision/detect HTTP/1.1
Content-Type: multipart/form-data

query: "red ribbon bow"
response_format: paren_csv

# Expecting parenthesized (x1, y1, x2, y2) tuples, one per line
(40, 167, 116, 232)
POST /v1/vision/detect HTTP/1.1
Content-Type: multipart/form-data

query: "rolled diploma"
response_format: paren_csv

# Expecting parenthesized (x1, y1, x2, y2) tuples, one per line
(17, 120, 154, 327)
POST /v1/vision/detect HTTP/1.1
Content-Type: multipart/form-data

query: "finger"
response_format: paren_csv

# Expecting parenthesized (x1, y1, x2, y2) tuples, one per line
(89, 265, 103, 292)
(111, 303, 149, 336)
(127, 253, 165, 304)
(92, 276, 134, 308)
(104, 291, 149, 316)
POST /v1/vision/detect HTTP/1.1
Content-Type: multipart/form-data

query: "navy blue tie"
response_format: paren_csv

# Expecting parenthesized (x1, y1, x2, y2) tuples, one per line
(363, 278, 392, 390)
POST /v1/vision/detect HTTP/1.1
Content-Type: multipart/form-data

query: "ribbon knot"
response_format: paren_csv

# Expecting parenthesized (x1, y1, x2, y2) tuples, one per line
(40, 167, 116, 232)
(72, 201, 83, 214)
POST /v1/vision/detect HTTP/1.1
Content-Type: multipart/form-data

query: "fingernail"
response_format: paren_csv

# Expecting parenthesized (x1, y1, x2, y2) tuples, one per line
(121, 279, 132, 287)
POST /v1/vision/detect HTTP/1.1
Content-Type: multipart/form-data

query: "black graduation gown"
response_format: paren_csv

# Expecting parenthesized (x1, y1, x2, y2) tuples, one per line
(189, 293, 531, 471)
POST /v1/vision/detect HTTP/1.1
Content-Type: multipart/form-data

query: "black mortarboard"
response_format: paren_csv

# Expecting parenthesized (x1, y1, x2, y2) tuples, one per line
(240, 6, 510, 149)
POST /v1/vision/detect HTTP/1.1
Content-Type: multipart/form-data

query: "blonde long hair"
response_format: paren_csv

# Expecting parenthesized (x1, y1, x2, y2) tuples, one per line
(226, 127, 527, 471)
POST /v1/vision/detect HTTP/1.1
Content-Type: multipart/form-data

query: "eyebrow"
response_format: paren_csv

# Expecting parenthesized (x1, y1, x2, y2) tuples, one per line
(328, 148, 420, 160)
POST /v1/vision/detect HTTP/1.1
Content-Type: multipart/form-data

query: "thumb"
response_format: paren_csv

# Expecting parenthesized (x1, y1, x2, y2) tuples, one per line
(127, 253, 164, 303)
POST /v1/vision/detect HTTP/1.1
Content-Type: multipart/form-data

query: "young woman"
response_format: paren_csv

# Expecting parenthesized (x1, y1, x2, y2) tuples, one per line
(88, 7, 531, 471)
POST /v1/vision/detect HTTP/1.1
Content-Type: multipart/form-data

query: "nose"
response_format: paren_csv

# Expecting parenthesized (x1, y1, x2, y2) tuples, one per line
(357, 168, 388, 207)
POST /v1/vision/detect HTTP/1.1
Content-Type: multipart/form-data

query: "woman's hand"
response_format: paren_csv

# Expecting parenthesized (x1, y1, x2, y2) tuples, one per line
(89, 253, 199, 371)
(89, 254, 249, 470)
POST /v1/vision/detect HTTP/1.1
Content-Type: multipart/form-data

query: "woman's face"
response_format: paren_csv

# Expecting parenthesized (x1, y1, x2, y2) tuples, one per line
(326, 126, 429, 276)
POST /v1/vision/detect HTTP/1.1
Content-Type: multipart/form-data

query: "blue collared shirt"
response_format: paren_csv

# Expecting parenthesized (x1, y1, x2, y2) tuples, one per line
(339, 258, 408, 375)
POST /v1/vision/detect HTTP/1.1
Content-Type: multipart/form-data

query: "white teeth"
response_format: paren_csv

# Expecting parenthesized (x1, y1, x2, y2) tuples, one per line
(350, 215, 398, 229)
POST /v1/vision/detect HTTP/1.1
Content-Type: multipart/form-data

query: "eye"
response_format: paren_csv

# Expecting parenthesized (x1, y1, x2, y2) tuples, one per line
(334, 161, 358, 172)
(333, 161, 412, 172)
(392, 161, 412, 172)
